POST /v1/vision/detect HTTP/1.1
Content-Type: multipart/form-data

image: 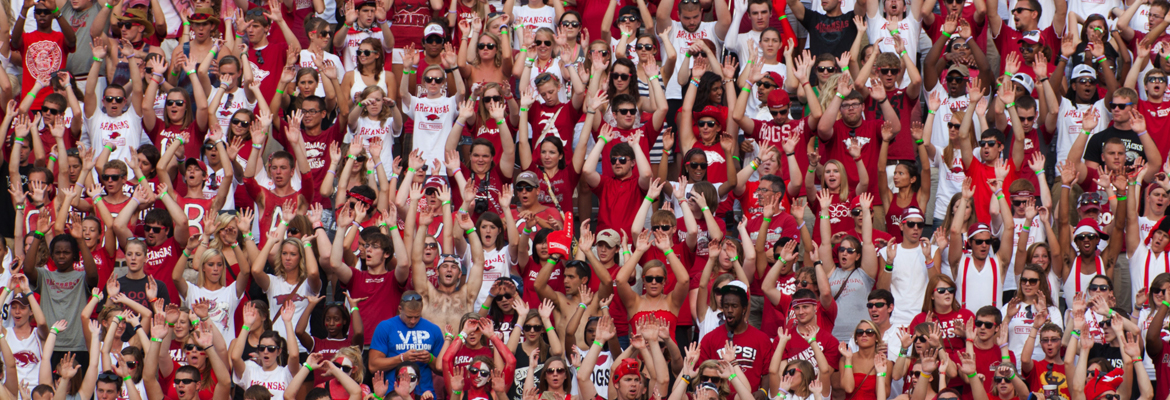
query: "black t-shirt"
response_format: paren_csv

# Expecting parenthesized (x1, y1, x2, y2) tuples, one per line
(1083, 126, 1145, 166)
(800, 10, 857, 58)
(113, 274, 172, 308)
(0, 163, 33, 239)
(1088, 343, 1124, 371)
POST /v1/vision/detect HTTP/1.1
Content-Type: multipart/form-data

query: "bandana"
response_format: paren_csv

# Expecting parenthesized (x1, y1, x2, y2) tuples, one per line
(791, 297, 819, 308)
(349, 190, 375, 206)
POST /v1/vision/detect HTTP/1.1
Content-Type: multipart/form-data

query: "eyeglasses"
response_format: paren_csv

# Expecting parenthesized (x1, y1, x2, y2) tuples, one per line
(123, 360, 138, 369)
(592, 50, 610, 57)
(516, 185, 537, 192)
(688, 162, 708, 169)
(42, 107, 63, 115)
(477, 43, 497, 50)
(203, 144, 216, 152)
(935, 287, 957, 294)
(287, 226, 301, 235)
(546, 367, 567, 375)
(1040, 337, 1061, 344)
(468, 367, 491, 377)
(424, 36, 445, 44)
(842, 103, 863, 110)
(1076, 78, 1097, 85)
(904, 221, 924, 229)
(687, 51, 707, 58)
(1154, 288, 1167, 295)
(799, 280, 813, 287)
(403, 293, 423, 302)
(482, 95, 503, 103)
(523, 324, 543, 332)
(1075, 234, 1100, 242)
(610, 156, 629, 165)
(174, 378, 199, 385)
(534, 40, 553, 47)
(651, 225, 672, 232)
(866, 302, 887, 309)
(1011, 7, 1035, 13)
(1020, 277, 1041, 285)
(561, 20, 579, 28)
(231, 118, 251, 127)
(855, 328, 877, 337)
(616, 108, 638, 115)
(1088, 284, 1111, 292)
(258, 345, 280, 353)
(635, 44, 655, 51)
(425, 76, 445, 84)
(914, 335, 928, 343)
(357, 49, 377, 57)
(879, 68, 900, 75)
(1148, 77, 1168, 84)
(946, 76, 969, 83)
(254, 49, 265, 64)
(424, 243, 440, 249)
(166, 99, 185, 107)
(644, 275, 665, 283)
(1111, 102, 1133, 110)
(696, 120, 718, 128)
(974, 320, 997, 329)
(612, 73, 632, 81)
(837, 247, 859, 254)
(947, 122, 962, 130)
(816, 66, 838, 73)
(145, 225, 168, 234)
(105, 96, 125, 103)
(979, 140, 999, 148)
(101, 174, 123, 181)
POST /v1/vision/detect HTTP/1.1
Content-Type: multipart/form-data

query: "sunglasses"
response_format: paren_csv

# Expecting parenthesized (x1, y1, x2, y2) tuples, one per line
(816, 66, 838, 73)
(635, 44, 655, 51)
(644, 275, 665, 283)
(1076, 234, 1100, 242)
(866, 302, 887, 309)
(482, 95, 503, 103)
(879, 68, 900, 75)
(425, 76, 444, 84)
(1154, 288, 1167, 295)
(612, 73, 632, 81)
(477, 43, 497, 50)
(424, 36, 445, 44)
(1099, 319, 1113, 328)
(231, 118, 251, 127)
(700, 375, 722, 383)
(948, 122, 962, 130)
(1110, 102, 1133, 110)
(696, 120, 718, 128)
(469, 367, 491, 377)
(688, 162, 708, 169)
(855, 328, 877, 337)
(1011, 7, 1034, 13)
(971, 238, 996, 246)
(946, 76, 969, 83)
(145, 226, 166, 234)
(616, 108, 638, 115)
(1020, 277, 1041, 285)
(783, 369, 798, 377)
(1040, 337, 1061, 344)
(357, 49, 377, 57)
(759, 82, 778, 89)
(523, 324, 543, 332)
(979, 140, 1000, 148)
(1076, 78, 1097, 85)
(174, 378, 199, 385)
(914, 335, 928, 343)
(974, 320, 997, 329)
(546, 367, 566, 375)
(592, 49, 610, 57)
(610, 156, 629, 165)
(124, 361, 138, 369)
(994, 376, 1011, 384)
(770, 108, 789, 117)
(561, 20, 579, 28)
(1089, 284, 1111, 292)
(516, 185, 537, 192)
(105, 96, 125, 103)
(1019, 116, 1037, 123)
(1102, 395, 1121, 400)
(403, 293, 423, 302)
(288, 226, 301, 235)
(687, 51, 707, 58)
(184, 344, 201, 351)
(838, 247, 859, 254)
(799, 280, 813, 287)
(850, 208, 863, 217)
(101, 174, 123, 181)
(116, 21, 139, 28)
(42, 107, 63, 115)
(651, 225, 672, 232)
(202, 143, 215, 152)
(534, 40, 553, 47)
(936, 287, 957, 294)
(166, 99, 185, 107)
(258, 345, 280, 353)
(424, 243, 440, 249)
(619, 15, 638, 22)
(1148, 77, 1168, 84)
(904, 221, 924, 229)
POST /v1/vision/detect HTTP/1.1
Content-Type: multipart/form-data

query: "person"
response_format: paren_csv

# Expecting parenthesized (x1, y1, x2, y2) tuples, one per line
(787, 0, 856, 57)
(230, 301, 302, 400)
(879, 206, 943, 327)
(249, 206, 323, 353)
(171, 215, 255, 343)
(407, 183, 486, 333)
(400, 50, 464, 174)
(1001, 265, 1063, 369)
(1056, 167, 1125, 307)
(615, 229, 691, 341)
(582, 119, 653, 233)
(946, 178, 1017, 310)
(239, 2, 301, 100)
(11, 0, 76, 110)
(696, 280, 773, 398)
(814, 190, 878, 340)
(654, 0, 731, 124)
(81, 38, 146, 178)
(1, 275, 45, 387)
(369, 291, 443, 396)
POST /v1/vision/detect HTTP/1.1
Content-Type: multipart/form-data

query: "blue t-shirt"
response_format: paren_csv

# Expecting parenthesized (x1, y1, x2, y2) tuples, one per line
(370, 316, 444, 395)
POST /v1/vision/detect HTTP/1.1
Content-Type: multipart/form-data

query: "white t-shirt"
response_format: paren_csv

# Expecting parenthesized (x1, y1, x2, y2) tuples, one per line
(880, 243, 937, 327)
(1055, 98, 1110, 172)
(1071, 0, 1122, 21)
(1129, 240, 1170, 307)
(340, 26, 390, 72)
(265, 275, 320, 353)
(1005, 216, 1047, 292)
(930, 145, 965, 221)
(1140, 216, 1159, 248)
(574, 347, 613, 399)
(665, 20, 723, 100)
(1137, 60, 1170, 102)
(1063, 256, 1104, 308)
(469, 245, 517, 309)
(345, 116, 399, 175)
(4, 329, 40, 388)
(85, 106, 147, 181)
(745, 63, 788, 121)
(512, 5, 557, 48)
(405, 95, 458, 175)
(296, 49, 344, 98)
(1129, 4, 1170, 34)
(866, 13, 920, 57)
(150, 92, 168, 121)
(201, 165, 237, 211)
(208, 87, 257, 136)
(184, 283, 244, 344)
(927, 85, 982, 150)
(955, 254, 1002, 312)
(998, 302, 1063, 370)
(234, 361, 292, 399)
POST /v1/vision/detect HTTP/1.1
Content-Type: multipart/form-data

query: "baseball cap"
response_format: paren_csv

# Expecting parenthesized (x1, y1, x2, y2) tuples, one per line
(424, 24, 444, 38)
(516, 171, 540, 188)
(1078, 192, 1103, 212)
(717, 280, 749, 298)
(767, 89, 791, 108)
(900, 207, 925, 222)
(596, 229, 621, 247)
(184, 157, 207, 172)
(945, 64, 970, 78)
(1011, 73, 1035, 94)
(424, 176, 446, 191)
(1071, 64, 1098, 81)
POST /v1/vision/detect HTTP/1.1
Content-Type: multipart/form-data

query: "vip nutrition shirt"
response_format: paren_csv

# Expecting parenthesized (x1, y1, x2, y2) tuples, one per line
(371, 316, 444, 395)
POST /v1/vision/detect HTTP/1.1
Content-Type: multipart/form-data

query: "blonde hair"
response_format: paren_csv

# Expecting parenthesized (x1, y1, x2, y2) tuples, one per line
(276, 238, 310, 284)
(820, 159, 851, 199)
(473, 32, 505, 68)
(207, 213, 239, 251)
(335, 346, 366, 383)
(359, 86, 393, 122)
(195, 248, 227, 288)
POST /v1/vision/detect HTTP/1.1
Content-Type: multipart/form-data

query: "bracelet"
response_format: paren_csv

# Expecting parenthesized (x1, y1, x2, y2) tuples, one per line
(186, 70, 196, 76)
(877, 372, 887, 377)
(1118, 196, 1128, 201)
(664, 249, 675, 257)
(190, 318, 200, 326)
(243, 232, 254, 239)
(93, 56, 103, 62)
(807, 336, 817, 344)
(123, 375, 133, 381)
(885, 264, 894, 272)
(51, 327, 60, 334)
(1001, 355, 1010, 361)
(967, 372, 978, 379)
(545, 326, 554, 332)
(1071, 330, 1081, 337)
(1083, 129, 1092, 136)
(731, 156, 742, 162)
(841, 66, 849, 71)
(741, 86, 751, 93)
(997, 194, 1004, 200)
(1005, 102, 1015, 108)
(701, 206, 710, 212)
(778, 255, 787, 264)
(836, 92, 845, 99)
(681, 376, 691, 385)
(593, 340, 603, 347)
(1139, 130, 1149, 137)
(252, 143, 263, 149)
(927, 109, 936, 114)
(915, 139, 924, 144)
(599, 135, 609, 144)
(466, 228, 476, 235)
(242, 325, 250, 331)
(579, 303, 587, 309)
(1134, 359, 1144, 365)
(150, 337, 162, 342)
(750, 160, 759, 170)
(729, 373, 738, 380)
(622, 250, 632, 256)
(763, 217, 772, 223)
(942, 31, 952, 38)
(275, 89, 285, 94)
(303, 242, 312, 248)
(1022, 226, 1031, 231)
(644, 196, 654, 202)
(845, 365, 854, 369)
(1163, 300, 1170, 308)
(1008, 373, 1016, 380)
(1035, 169, 1044, 175)
(304, 362, 314, 372)
(520, 107, 529, 112)
(819, 214, 829, 219)
(183, 250, 192, 258)
(92, 293, 100, 298)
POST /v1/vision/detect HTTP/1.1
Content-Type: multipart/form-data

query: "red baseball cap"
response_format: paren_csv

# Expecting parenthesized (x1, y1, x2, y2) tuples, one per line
(767, 89, 791, 108)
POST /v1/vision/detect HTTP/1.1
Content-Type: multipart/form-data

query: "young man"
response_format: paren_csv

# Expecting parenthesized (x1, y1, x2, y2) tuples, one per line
(787, 0, 856, 57)
(406, 185, 485, 334)
(988, 0, 1066, 71)
(948, 189, 1018, 309)
(334, 0, 393, 72)
(655, 0, 731, 123)
(1118, 0, 1170, 50)
(368, 292, 444, 396)
(816, 77, 900, 204)
(240, 3, 301, 100)
(921, 0, 988, 51)
(962, 306, 1019, 400)
(2, 278, 47, 388)
(22, 209, 95, 369)
(853, 47, 922, 161)
(726, 0, 796, 60)
(733, 65, 820, 206)
(1082, 88, 1162, 172)
(1047, 64, 1116, 170)
(329, 221, 408, 347)
(82, 39, 145, 179)
(1126, 50, 1170, 156)
(242, 126, 313, 246)
(11, 0, 76, 110)
(697, 282, 773, 399)
(878, 208, 941, 327)
(779, 288, 842, 374)
(272, 98, 340, 210)
(582, 96, 654, 233)
(1021, 321, 1069, 400)
(155, 129, 233, 237)
(957, 83, 1025, 223)
(112, 183, 189, 304)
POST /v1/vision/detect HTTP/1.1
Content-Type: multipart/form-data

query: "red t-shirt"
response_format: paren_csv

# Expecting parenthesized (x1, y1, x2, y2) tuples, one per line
(1002, 126, 1045, 192)
(146, 237, 182, 304)
(20, 30, 71, 110)
(1156, 341, 1170, 400)
(964, 158, 1019, 223)
(525, 162, 579, 210)
(591, 174, 645, 233)
(909, 309, 976, 351)
(931, 5, 989, 51)
(597, 116, 660, 178)
(311, 337, 353, 382)
(179, 196, 214, 237)
(147, 120, 206, 161)
(242, 178, 311, 245)
(864, 89, 917, 160)
(470, 121, 516, 166)
(699, 325, 775, 395)
(747, 117, 812, 196)
(245, 40, 292, 103)
(451, 168, 512, 222)
(781, 323, 842, 372)
(529, 101, 582, 150)
(808, 192, 856, 242)
(823, 119, 883, 205)
(522, 256, 563, 308)
(346, 268, 406, 345)
(1029, 359, 1071, 400)
(992, 26, 1060, 71)
(390, 0, 432, 49)
(761, 273, 796, 338)
(1142, 100, 1170, 161)
(273, 120, 344, 207)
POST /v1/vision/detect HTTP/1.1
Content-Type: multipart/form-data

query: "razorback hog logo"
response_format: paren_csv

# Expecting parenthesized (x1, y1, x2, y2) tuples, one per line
(219, 110, 231, 117)
(427, 114, 440, 121)
(109, 132, 122, 140)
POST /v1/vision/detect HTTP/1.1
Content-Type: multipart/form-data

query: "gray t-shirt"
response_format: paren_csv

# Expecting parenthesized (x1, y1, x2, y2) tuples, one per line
(34, 267, 87, 351)
(828, 266, 875, 342)
(60, 5, 100, 77)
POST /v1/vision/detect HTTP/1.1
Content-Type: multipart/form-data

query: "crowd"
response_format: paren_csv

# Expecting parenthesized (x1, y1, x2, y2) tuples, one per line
(4, 0, 1170, 398)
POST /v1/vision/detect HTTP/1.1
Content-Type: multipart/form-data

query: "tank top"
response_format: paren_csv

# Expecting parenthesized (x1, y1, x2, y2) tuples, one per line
(349, 71, 388, 103)
(884, 194, 921, 242)
(180, 41, 222, 94)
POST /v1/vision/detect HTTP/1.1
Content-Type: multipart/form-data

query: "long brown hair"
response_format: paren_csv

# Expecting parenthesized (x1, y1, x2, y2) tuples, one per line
(1017, 264, 1055, 306)
(921, 275, 960, 313)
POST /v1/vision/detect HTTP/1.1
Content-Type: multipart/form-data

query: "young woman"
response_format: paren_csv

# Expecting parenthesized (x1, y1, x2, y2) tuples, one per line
(294, 292, 364, 368)
(450, 83, 519, 166)
(479, 277, 523, 337)
(207, 56, 262, 137)
(143, 54, 210, 163)
(230, 302, 301, 400)
(342, 38, 392, 105)
(1001, 265, 1063, 368)
(909, 275, 975, 352)
(509, 302, 565, 400)
(694, 268, 741, 341)
(442, 315, 517, 397)
(284, 352, 366, 400)
(878, 119, 931, 242)
(816, 190, 879, 341)
(839, 320, 891, 400)
(346, 86, 402, 165)
(171, 215, 256, 343)
(675, 58, 739, 212)
(231, 301, 274, 363)
(249, 209, 323, 353)
(738, 30, 797, 119)
(457, 18, 512, 87)
(923, 96, 974, 231)
(616, 230, 691, 340)
(805, 148, 868, 240)
(555, 12, 587, 64)
(513, 29, 566, 104)
(508, 0, 556, 48)
(400, 51, 465, 175)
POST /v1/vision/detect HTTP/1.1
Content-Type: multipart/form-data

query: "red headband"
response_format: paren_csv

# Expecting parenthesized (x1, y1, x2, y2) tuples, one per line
(791, 297, 819, 308)
(348, 190, 375, 206)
